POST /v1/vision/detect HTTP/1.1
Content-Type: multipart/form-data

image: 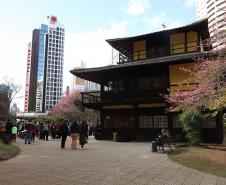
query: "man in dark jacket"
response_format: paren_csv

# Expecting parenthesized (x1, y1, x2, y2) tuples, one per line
(70, 121, 79, 150)
(4, 119, 13, 144)
(60, 122, 69, 149)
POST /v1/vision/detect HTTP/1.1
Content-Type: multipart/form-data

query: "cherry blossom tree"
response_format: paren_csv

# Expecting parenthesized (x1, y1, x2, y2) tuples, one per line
(165, 56, 226, 114)
(49, 91, 98, 123)
(49, 92, 82, 121)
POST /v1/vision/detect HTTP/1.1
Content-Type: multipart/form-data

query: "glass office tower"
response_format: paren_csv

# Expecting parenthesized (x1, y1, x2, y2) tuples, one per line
(25, 16, 65, 113)
(36, 24, 48, 112)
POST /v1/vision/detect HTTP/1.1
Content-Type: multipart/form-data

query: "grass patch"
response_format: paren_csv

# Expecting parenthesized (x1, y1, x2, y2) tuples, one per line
(0, 141, 20, 160)
(168, 146, 226, 177)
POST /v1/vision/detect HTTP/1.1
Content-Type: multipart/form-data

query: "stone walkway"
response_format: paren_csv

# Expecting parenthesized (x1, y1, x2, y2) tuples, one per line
(0, 137, 226, 185)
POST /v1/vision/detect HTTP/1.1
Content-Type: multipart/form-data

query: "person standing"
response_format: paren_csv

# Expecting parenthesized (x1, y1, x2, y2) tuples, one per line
(79, 120, 88, 148)
(60, 122, 69, 149)
(25, 122, 32, 144)
(51, 123, 56, 139)
(39, 122, 44, 140)
(31, 123, 36, 142)
(11, 125, 17, 142)
(43, 122, 49, 141)
(70, 121, 79, 150)
(5, 119, 13, 144)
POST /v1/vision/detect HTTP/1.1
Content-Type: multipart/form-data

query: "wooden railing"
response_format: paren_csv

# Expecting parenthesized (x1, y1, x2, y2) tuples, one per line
(81, 88, 167, 106)
(82, 91, 101, 105)
(171, 41, 199, 54)
(117, 41, 200, 64)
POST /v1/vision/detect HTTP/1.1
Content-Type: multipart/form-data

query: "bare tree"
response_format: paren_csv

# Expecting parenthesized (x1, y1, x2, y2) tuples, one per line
(2, 77, 22, 105)
(0, 77, 22, 119)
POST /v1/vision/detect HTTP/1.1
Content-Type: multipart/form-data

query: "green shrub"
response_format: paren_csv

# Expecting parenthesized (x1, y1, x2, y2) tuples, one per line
(179, 110, 203, 145)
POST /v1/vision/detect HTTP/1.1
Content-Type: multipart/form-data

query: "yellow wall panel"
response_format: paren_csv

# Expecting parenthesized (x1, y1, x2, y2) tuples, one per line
(169, 63, 195, 91)
(138, 103, 166, 108)
(133, 40, 147, 60)
(170, 33, 185, 54)
(187, 31, 198, 52)
(75, 77, 85, 85)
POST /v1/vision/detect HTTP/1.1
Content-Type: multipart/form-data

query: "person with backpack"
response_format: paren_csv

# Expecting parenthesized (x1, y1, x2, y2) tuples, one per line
(70, 121, 79, 150)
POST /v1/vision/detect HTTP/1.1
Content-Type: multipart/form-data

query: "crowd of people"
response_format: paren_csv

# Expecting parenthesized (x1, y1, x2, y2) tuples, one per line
(0, 119, 96, 150)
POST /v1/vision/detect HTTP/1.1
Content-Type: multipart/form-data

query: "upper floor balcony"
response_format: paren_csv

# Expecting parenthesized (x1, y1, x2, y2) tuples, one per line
(117, 40, 200, 64)
(81, 88, 167, 109)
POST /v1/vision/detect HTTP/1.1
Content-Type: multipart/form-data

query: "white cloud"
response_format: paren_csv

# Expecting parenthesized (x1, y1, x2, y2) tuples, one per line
(0, 19, 128, 112)
(126, 0, 150, 15)
(145, 13, 183, 31)
(64, 21, 128, 90)
(166, 21, 183, 29)
(0, 34, 28, 112)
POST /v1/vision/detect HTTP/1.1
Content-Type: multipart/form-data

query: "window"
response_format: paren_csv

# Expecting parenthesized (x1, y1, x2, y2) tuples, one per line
(153, 115, 168, 128)
(103, 116, 114, 128)
(133, 40, 147, 60)
(140, 115, 153, 128)
(139, 75, 167, 89)
(128, 116, 136, 128)
(203, 117, 216, 128)
(170, 33, 185, 54)
(139, 77, 151, 89)
(172, 115, 182, 128)
(114, 80, 124, 91)
(187, 31, 198, 52)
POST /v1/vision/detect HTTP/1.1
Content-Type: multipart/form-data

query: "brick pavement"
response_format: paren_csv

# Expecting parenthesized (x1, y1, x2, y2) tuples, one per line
(0, 136, 226, 185)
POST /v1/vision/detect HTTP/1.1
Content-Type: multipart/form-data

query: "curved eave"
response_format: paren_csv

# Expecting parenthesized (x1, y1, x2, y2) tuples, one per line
(106, 19, 209, 52)
(70, 51, 212, 84)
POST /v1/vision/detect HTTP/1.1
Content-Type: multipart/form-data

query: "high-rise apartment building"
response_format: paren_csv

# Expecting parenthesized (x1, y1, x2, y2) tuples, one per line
(24, 16, 65, 113)
(196, 0, 226, 49)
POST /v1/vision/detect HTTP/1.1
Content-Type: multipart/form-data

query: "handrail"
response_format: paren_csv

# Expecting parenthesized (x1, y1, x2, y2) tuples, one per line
(171, 41, 199, 54)
(81, 88, 167, 105)
(117, 40, 200, 64)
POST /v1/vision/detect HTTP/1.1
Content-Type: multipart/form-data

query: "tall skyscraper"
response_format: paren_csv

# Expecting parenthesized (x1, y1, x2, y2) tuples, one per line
(24, 43, 32, 112)
(45, 16, 65, 111)
(196, 0, 226, 49)
(36, 24, 48, 112)
(24, 16, 65, 113)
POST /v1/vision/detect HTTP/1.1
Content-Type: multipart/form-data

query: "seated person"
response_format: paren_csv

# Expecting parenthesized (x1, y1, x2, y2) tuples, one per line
(161, 129, 170, 138)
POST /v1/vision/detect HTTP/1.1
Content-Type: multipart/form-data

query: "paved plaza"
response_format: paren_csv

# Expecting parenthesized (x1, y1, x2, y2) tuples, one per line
(1, 137, 226, 185)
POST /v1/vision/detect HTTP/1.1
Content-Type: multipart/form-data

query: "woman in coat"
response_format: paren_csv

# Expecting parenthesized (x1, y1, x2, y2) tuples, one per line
(79, 120, 88, 148)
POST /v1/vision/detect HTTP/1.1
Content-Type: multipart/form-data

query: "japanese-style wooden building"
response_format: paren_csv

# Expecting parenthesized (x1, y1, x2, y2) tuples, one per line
(70, 19, 224, 143)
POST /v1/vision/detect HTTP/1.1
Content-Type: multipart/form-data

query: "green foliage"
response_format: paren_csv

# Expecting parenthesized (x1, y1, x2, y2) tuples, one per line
(30, 115, 67, 123)
(179, 110, 203, 145)
(168, 146, 226, 177)
(0, 141, 20, 159)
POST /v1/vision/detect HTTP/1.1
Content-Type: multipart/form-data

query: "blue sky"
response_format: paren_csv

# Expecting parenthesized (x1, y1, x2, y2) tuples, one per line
(0, 0, 197, 110)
